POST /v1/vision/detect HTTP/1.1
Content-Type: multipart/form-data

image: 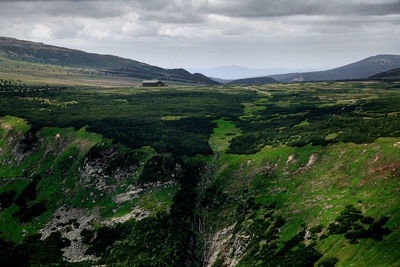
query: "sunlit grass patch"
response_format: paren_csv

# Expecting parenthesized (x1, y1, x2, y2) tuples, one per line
(294, 119, 310, 127)
(325, 132, 340, 141)
(209, 118, 241, 152)
(161, 115, 188, 120)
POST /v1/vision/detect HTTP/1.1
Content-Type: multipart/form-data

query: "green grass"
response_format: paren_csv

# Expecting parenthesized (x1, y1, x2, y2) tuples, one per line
(325, 132, 340, 140)
(209, 118, 242, 152)
(0, 115, 30, 132)
(203, 137, 400, 266)
(0, 55, 145, 88)
(138, 186, 179, 215)
(294, 119, 310, 127)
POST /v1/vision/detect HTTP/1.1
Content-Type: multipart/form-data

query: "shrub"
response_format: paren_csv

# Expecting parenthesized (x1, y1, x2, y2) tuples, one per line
(319, 257, 339, 267)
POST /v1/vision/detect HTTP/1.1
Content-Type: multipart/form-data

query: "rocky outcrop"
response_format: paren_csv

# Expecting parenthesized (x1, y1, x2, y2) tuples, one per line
(39, 207, 99, 262)
(204, 224, 251, 267)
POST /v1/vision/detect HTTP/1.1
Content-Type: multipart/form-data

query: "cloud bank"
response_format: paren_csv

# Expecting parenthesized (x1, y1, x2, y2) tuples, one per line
(0, 0, 399, 69)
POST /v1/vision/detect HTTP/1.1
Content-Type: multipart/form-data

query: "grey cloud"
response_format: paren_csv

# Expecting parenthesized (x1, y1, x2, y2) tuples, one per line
(0, 0, 399, 70)
(201, 0, 400, 17)
(1, 0, 399, 24)
(141, 13, 205, 24)
(358, 2, 400, 16)
(0, 1, 129, 19)
(2, 0, 400, 18)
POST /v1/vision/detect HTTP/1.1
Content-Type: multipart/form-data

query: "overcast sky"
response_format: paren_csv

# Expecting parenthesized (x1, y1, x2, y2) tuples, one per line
(0, 0, 399, 70)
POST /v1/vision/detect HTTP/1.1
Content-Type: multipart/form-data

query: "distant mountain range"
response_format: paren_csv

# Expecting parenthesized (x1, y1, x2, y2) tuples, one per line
(229, 55, 400, 84)
(227, 76, 278, 85)
(208, 77, 234, 84)
(2, 37, 399, 86)
(188, 65, 314, 80)
(0, 36, 218, 85)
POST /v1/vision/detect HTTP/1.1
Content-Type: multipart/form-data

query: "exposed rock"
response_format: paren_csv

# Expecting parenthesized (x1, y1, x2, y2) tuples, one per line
(204, 224, 250, 267)
(306, 154, 317, 168)
(286, 154, 295, 167)
(102, 206, 151, 225)
(39, 207, 100, 262)
(204, 224, 235, 266)
(293, 154, 317, 174)
(112, 180, 177, 204)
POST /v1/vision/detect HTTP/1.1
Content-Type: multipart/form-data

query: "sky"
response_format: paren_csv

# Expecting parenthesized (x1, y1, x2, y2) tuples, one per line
(0, 0, 399, 70)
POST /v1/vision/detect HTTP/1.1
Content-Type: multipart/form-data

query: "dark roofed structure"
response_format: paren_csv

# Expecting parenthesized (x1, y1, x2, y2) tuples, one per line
(142, 80, 166, 87)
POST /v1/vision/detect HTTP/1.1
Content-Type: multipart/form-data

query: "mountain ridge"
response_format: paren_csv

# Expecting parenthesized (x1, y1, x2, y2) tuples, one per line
(227, 76, 278, 85)
(0, 36, 218, 85)
(229, 54, 400, 84)
(188, 65, 312, 80)
(369, 67, 400, 81)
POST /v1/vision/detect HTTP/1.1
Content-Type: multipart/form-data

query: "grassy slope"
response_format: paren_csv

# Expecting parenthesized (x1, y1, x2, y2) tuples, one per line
(209, 118, 242, 152)
(0, 116, 101, 242)
(0, 54, 188, 87)
(203, 122, 400, 266)
(0, 116, 174, 245)
(200, 82, 400, 265)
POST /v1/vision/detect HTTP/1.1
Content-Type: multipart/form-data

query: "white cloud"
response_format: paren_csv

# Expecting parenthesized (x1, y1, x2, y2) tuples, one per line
(30, 24, 52, 39)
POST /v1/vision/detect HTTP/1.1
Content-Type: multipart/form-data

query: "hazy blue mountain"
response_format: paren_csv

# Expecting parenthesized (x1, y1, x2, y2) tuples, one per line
(227, 55, 400, 83)
(267, 55, 400, 82)
(209, 77, 233, 84)
(188, 65, 313, 80)
(228, 76, 278, 85)
(0, 36, 219, 85)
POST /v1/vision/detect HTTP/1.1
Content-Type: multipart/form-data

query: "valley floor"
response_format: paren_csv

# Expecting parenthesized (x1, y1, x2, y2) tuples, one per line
(1, 81, 400, 266)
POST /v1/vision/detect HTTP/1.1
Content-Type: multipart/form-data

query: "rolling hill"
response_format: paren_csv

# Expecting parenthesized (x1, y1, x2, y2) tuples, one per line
(188, 65, 306, 80)
(227, 76, 278, 85)
(229, 55, 400, 83)
(369, 67, 400, 81)
(0, 36, 218, 85)
(209, 77, 233, 84)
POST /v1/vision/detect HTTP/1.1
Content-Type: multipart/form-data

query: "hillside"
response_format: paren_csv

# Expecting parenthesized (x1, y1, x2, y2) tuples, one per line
(228, 76, 278, 85)
(231, 55, 400, 83)
(188, 65, 296, 80)
(209, 77, 233, 84)
(0, 36, 218, 85)
(369, 67, 400, 81)
(1, 81, 400, 266)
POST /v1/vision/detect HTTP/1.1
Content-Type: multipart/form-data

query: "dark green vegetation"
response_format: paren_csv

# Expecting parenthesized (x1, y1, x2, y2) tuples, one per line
(229, 82, 400, 154)
(327, 205, 391, 243)
(0, 36, 218, 86)
(0, 84, 255, 155)
(1, 80, 400, 266)
(0, 232, 71, 267)
(230, 54, 400, 83)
